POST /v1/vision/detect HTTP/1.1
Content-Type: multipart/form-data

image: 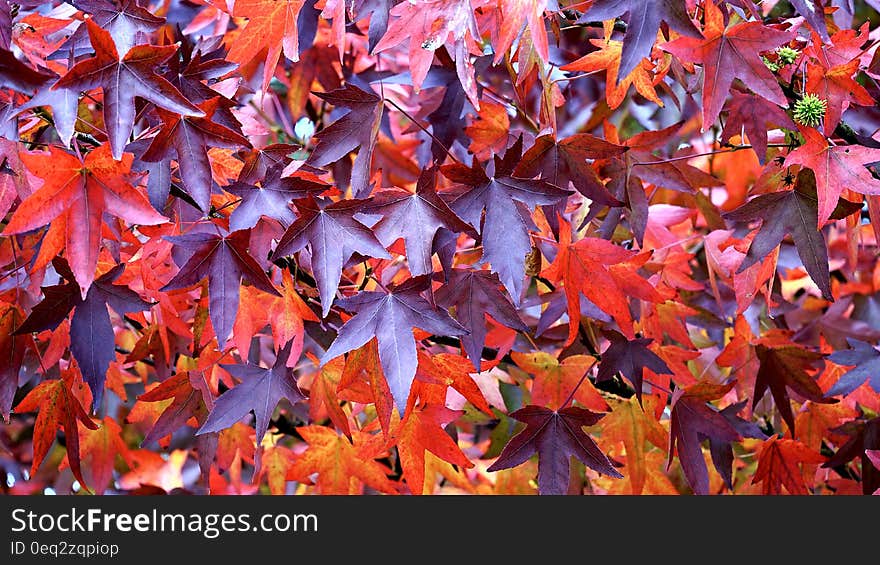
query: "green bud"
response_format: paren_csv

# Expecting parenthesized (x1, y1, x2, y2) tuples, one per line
(762, 56, 779, 72)
(793, 94, 827, 128)
(775, 46, 800, 66)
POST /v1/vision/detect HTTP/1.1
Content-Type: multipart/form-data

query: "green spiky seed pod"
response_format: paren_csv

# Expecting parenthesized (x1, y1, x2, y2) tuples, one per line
(775, 46, 800, 66)
(762, 56, 780, 72)
(793, 94, 826, 127)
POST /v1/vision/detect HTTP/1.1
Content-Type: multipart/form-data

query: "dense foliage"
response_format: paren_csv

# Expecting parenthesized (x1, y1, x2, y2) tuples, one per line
(2, 0, 880, 496)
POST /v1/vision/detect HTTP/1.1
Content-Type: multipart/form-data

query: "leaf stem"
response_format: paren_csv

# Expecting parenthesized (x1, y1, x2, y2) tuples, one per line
(632, 143, 792, 167)
(561, 369, 591, 409)
(383, 97, 460, 165)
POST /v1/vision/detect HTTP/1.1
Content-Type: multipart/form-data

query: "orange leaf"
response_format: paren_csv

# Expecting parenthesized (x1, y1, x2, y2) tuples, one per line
(288, 426, 397, 494)
(511, 351, 607, 412)
(752, 436, 826, 495)
(394, 404, 473, 495)
(596, 395, 668, 495)
(14, 373, 98, 489)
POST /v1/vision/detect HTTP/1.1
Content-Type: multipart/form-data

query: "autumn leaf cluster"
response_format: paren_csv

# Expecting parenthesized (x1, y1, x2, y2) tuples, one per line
(2, 0, 880, 496)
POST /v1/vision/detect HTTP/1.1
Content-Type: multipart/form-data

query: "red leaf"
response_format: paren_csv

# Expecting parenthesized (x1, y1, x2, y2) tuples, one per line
(782, 126, 880, 228)
(660, 0, 791, 130)
(5, 145, 166, 295)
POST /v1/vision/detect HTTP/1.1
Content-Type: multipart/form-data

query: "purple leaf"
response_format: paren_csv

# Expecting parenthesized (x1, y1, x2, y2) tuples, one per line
(69, 0, 164, 54)
(362, 168, 473, 276)
(308, 84, 383, 198)
(827, 339, 880, 396)
(226, 165, 326, 231)
(789, 0, 830, 42)
(436, 268, 527, 371)
(15, 259, 150, 409)
(54, 19, 203, 160)
(142, 97, 251, 212)
(198, 340, 305, 444)
(162, 229, 280, 348)
(442, 139, 570, 303)
(578, 0, 701, 81)
(18, 78, 81, 148)
(721, 91, 795, 165)
(724, 169, 861, 301)
(596, 330, 671, 404)
(487, 405, 622, 495)
(271, 195, 390, 317)
(668, 385, 741, 495)
(320, 276, 467, 413)
(0, 48, 51, 94)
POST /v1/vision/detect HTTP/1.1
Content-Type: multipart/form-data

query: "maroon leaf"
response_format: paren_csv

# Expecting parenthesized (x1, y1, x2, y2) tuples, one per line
(54, 18, 203, 160)
(161, 229, 280, 348)
(596, 330, 671, 404)
(514, 133, 626, 206)
(236, 144, 301, 185)
(270, 195, 390, 317)
(320, 276, 467, 413)
(724, 169, 862, 301)
(721, 91, 796, 164)
(710, 400, 768, 489)
(198, 339, 305, 444)
(0, 305, 27, 420)
(668, 382, 741, 495)
(599, 122, 722, 243)
(0, 48, 51, 94)
(308, 84, 383, 198)
(660, 2, 792, 129)
(487, 405, 622, 495)
(142, 97, 251, 212)
(362, 167, 473, 276)
(822, 417, 880, 495)
(164, 43, 241, 130)
(138, 371, 211, 446)
(435, 268, 527, 371)
(754, 343, 836, 435)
